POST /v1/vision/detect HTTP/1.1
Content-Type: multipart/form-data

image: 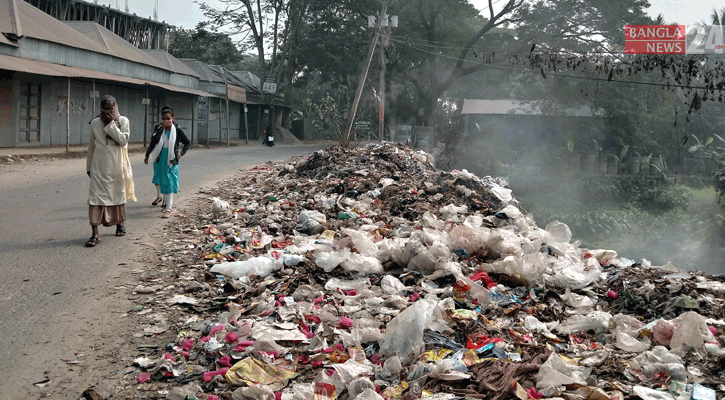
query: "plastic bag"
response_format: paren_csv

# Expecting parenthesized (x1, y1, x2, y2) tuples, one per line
(379, 299, 436, 364)
(349, 377, 376, 399)
(561, 287, 596, 309)
(212, 197, 231, 214)
(342, 228, 378, 257)
(439, 204, 468, 222)
(296, 210, 326, 232)
(380, 275, 407, 294)
(652, 319, 676, 347)
(632, 346, 686, 381)
(615, 328, 651, 352)
(340, 253, 384, 274)
(315, 249, 351, 272)
(332, 360, 374, 384)
(210, 256, 279, 279)
(450, 225, 488, 255)
(232, 384, 275, 400)
(166, 383, 202, 400)
(536, 352, 592, 389)
(407, 243, 451, 274)
(555, 311, 612, 334)
(354, 389, 384, 400)
(324, 278, 370, 291)
(545, 256, 601, 290)
(631, 386, 675, 400)
(670, 311, 716, 351)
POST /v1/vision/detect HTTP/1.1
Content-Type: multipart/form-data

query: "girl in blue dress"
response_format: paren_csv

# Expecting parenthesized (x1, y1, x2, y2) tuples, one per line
(144, 107, 190, 218)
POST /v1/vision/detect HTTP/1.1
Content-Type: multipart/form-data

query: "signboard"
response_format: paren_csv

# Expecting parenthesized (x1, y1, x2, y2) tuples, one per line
(142, 98, 151, 105)
(354, 121, 371, 133)
(227, 84, 246, 103)
(263, 77, 277, 94)
(90, 91, 100, 98)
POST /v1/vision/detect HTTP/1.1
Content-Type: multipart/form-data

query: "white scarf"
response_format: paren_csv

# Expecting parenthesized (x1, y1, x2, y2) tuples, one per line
(149, 123, 176, 167)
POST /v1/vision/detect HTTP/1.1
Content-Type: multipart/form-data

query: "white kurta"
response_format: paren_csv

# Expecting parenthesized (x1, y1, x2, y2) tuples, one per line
(86, 116, 130, 206)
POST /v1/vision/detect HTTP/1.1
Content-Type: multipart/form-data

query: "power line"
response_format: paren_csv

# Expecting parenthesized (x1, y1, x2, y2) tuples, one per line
(388, 37, 724, 91)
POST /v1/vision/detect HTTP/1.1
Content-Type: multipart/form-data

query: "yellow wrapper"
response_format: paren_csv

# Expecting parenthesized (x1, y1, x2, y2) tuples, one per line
(419, 348, 452, 362)
(225, 357, 298, 391)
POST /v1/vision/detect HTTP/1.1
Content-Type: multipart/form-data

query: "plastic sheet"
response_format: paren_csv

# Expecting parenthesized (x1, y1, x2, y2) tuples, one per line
(536, 353, 592, 388)
(379, 299, 436, 364)
(210, 257, 279, 279)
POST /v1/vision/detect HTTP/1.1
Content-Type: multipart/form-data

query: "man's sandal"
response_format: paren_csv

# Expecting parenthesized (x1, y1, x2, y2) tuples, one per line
(85, 236, 99, 247)
(116, 225, 126, 236)
(152, 197, 163, 206)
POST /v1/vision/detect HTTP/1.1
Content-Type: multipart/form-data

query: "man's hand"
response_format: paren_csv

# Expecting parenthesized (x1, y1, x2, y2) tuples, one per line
(144, 156, 149, 165)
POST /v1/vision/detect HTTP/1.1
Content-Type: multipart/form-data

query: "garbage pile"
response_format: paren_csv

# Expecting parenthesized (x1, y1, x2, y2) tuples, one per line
(127, 143, 725, 400)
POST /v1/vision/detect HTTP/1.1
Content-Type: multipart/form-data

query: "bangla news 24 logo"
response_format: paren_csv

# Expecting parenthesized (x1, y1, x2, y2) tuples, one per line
(625, 25, 725, 54)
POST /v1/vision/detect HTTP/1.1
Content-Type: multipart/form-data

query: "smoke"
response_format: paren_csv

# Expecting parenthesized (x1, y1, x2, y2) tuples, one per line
(445, 115, 724, 274)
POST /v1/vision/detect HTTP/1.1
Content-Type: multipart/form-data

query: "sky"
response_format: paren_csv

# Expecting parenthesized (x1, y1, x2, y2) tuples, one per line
(114, 0, 720, 32)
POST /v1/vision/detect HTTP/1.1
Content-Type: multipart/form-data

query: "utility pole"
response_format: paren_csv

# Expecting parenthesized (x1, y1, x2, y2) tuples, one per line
(344, 1, 388, 144)
(378, 14, 398, 142)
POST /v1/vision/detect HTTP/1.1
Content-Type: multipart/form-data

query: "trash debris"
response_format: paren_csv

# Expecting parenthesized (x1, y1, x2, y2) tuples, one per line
(117, 143, 725, 400)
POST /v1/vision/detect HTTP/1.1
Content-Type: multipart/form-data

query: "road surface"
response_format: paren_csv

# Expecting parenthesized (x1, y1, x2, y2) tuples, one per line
(0, 143, 329, 399)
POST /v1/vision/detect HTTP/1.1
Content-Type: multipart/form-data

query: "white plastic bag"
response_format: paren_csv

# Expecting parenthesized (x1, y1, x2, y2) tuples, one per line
(210, 256, 279, 279)
(332, 360, 374, 384)
(536, 353, 592, 389)
(340, 253, 384, 274)
(407, 243, 451, 274)
(349, 377, 376, 399)
(324, 278, 369, 291)
(354, 389, 384, 400)
(212, 197, 231, 214)
(380, 275, 407, 294)
(297, 210, 326, 231)
(232, 385, 275, 400)
(615, 328, 651, 352)
(670, 311, 716, 351)
(633, 346, 686, 381)
(555, 311, 612, 334)
(379, 299, 436, 364)
(439, 204, 468, 222)
(342, 228, 378, 257)
(314, 249, 351, 272)
(450, 225, 488, 255)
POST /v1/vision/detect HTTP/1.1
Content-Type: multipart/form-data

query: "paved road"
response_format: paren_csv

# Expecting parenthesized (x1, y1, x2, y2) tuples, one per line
(0, 143, 329, 398)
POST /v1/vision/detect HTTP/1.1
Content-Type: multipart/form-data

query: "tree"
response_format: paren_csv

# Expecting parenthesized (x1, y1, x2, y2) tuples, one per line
(168, 25, 250, 69)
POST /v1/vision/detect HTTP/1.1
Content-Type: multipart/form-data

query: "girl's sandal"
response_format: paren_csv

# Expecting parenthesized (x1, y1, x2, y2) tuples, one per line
(85, 236, 100, 247)
(162, 211, 171, 219)
(151, 197, 163, 206)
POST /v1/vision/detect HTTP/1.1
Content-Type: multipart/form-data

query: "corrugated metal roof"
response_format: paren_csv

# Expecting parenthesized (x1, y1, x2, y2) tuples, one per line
(179, 59, 226, 83)
(461, 99, 599, 117)
(143, 50, 201, 78)
(228, 70, 260, 91)
(0, 0, 109, 54)
(0, 53, 217, 98)
(65, 21, 165, 70)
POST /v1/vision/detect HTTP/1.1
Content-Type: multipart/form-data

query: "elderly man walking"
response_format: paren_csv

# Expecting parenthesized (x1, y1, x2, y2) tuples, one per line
(85, 95, 134, 247)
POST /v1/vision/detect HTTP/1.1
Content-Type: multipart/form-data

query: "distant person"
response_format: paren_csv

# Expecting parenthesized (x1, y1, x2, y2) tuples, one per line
(262, 125, 275, 147)
(85, 95, 134, 247)
(144, 107, 190, 218)
(147, 106, 179, 207)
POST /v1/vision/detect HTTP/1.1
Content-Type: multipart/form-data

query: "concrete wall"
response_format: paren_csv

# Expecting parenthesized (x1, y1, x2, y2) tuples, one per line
(0, 73, 15, 147)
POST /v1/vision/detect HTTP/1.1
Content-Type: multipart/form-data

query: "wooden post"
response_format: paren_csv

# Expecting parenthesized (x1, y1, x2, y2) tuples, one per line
(379, 27, 386, 142)
(143, 88, 148, 148)
(66, 77, 70, 152)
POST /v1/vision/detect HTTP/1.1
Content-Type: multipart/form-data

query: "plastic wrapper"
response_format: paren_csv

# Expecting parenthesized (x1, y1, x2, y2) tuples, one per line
(166, 383, 202, 400)
(297, 210, 326, 232)
(439, 204, 468, 222)
(212, 197, 231, 214)
(536, 352, 592, 389)
(225, 357, 298, 391)
(632, 346, 686, 381)
(632, 386, 675, 400)
(561, 287, 596, 309)
(545, 255, 601, 290)
(211, 256, 279, 279)
(450, 224, 488, 255)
